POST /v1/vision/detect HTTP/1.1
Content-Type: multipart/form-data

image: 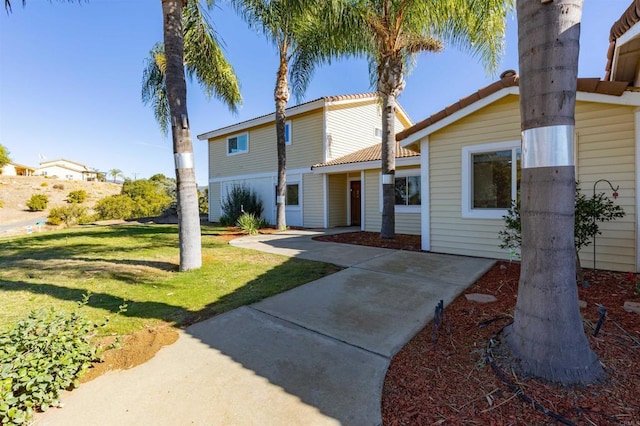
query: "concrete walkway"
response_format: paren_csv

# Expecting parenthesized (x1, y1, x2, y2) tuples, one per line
(37, 229, 494, 426)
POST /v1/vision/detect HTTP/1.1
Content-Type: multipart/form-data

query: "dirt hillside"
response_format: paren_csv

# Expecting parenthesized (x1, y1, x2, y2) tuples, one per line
(0, 176, 121, 229)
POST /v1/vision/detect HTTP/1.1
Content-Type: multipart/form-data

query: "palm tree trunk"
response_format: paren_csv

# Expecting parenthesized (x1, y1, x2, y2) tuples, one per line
(504, 0, 601, 384)
(378, 55, 404, 239)
(274, 47, 289, 231)
(162, 0, 202, 271)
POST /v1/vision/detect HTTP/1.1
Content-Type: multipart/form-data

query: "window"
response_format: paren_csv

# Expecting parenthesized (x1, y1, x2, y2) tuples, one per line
(275, 183, 299, 206)
(227, 133, 248, 155)
(395, 176, 421, 206)
(462, 141, 521, 219)
(374, 127, 383, 138)
(285, 121, 292, 145)
(380, 169, 421, 213)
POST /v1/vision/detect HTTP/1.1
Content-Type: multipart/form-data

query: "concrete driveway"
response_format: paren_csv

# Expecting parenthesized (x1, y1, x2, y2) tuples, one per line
(37, 229, 494, 426)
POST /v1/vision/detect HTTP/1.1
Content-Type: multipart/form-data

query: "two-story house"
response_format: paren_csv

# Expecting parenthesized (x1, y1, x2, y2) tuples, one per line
(198, 93, 413, 229)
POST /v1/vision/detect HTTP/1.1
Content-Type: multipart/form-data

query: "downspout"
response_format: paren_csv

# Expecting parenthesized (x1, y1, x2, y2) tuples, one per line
(635, 108, 640, 272)
(323, 101, 329, 229)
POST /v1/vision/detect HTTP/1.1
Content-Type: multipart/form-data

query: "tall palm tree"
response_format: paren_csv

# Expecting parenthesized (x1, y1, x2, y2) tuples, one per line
(504, 0, 602, 385)
(229, 0, 320, 231)
(146, 0, 241, 272)
(142, 0, 241, 135)
(293, 0, 512, 238)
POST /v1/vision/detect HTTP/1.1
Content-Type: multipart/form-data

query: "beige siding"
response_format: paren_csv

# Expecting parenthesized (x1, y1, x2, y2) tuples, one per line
(208, 182, 221, 222)
(363, 168, 421, 235)
(303, 173, 324, 227)
(208, 110, 323, 179)
(428, 94, 636, 272)
(328, 174, 347, 227)
(326, 101, 408, 161)
(430, 95, 532, 260)
(575, 102, 636, 272)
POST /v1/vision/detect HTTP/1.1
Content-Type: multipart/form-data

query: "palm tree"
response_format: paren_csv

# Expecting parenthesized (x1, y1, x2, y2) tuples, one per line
(108, 168, 123, 183)
(142, 0, 241, 135)
(503, 0, 602, 385)
(147, 0, 241, 272)
(229, 0, 322, 231)
(293, 0, 511, 238)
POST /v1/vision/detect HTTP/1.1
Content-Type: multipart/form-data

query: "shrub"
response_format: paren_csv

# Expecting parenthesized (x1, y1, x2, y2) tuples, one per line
(199, 188, 209, 215)
(67, 189, 88, 204)
(121, 179, 173, 218)
(40, 182, 48, 187)
(0, 308, 105, 424)
(0, 200, 4, 209)
(220, 185, 263, 226)
(52, 184, 64, 190)
(499, 183, 625, 281)
(236, 212, 266, 235)
(26, 194, 48, 211)
(93, 195, 135, 220)
(48, 205, 90, 227)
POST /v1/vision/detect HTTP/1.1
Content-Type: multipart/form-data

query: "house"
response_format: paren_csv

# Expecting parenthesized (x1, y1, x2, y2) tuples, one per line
(198, 93, 413, 228)
(34, 159, 98, 181)
(396, 71, 638, 273)
(0, 162, 35, 176)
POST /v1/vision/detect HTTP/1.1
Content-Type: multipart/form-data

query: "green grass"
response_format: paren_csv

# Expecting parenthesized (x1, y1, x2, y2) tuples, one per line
(0, 223, 342, 335)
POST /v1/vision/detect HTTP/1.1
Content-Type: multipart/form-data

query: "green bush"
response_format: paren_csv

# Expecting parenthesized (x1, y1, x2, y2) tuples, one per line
(67, 189, 88, 204)
(47, 205, 90, 227)
(220, 185, 263, 226)
(26, 194, 49, 211)
(121, 179, 173, 218)
(40, 182, 48, 187)
(0, 200, 4, 209)
(236, 212, 266, 236)
(93, 195, 135, 220)
(199, 188, 209, 215)
(0, 308, 105, 424)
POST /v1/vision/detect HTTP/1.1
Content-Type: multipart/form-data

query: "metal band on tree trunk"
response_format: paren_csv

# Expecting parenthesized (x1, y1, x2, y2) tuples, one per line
(521, 125, 574, 169)
(174, 152, 194, 169)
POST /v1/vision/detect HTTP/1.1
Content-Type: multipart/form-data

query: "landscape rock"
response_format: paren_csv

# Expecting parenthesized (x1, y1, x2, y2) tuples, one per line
(465, 293, 497, 303)
(623, 301, 640, 315)
(579, 300, 587, 309)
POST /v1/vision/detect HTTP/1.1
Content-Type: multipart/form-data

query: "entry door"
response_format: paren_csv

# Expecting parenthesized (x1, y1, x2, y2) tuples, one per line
(350, 181, 361, 226)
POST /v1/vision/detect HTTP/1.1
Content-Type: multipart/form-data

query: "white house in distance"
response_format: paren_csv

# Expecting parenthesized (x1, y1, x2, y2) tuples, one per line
(35, 159, 98, 181)
(0, 162, 35, 176)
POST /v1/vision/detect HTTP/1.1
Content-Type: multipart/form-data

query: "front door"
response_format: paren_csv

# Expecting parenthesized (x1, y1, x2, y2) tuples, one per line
(350, 181, 361, 226)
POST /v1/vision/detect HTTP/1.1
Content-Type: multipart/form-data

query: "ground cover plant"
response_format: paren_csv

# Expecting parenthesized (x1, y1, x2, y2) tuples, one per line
(0, 223, 341, 337)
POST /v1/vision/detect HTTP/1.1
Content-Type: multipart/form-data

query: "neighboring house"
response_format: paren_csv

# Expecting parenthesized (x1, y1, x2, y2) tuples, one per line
(0, 162, 35, 176)
(397, 71, 639, 273)
(35, 159, 98, 181)
(198, 93, 413, 227)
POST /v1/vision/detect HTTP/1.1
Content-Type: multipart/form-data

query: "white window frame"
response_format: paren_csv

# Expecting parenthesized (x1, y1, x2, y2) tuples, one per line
(379, 168, 421, 214)
(226, 132, 249, 156)
(285, 121, 292, 146)
(374, 127, 383, 138)
(461, 140, 520, 219)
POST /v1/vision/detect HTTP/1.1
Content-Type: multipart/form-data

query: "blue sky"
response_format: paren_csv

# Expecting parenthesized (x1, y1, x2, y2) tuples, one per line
(0, 0, 632, 185)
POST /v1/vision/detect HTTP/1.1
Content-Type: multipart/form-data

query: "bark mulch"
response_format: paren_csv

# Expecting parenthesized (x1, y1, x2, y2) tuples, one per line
(319, 231, 640, 425)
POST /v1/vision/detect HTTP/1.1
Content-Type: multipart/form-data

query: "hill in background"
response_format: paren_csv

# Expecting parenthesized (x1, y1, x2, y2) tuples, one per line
(0, 176, 122, 231)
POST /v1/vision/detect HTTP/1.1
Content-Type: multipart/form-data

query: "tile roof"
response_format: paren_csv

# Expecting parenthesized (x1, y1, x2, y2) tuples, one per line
(605, 0, 640, 81)
(396, 70, 630, 142)
(312, 142, 419, 169)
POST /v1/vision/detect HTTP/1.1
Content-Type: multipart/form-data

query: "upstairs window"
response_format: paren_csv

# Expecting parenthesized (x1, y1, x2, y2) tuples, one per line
(227, 133, 248, 155)
(285, 121, 292, 145)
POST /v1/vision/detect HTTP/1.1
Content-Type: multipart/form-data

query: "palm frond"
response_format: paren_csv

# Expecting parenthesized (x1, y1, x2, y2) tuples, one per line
(183, 0, 242, 112)
(141, 43, 171, 136)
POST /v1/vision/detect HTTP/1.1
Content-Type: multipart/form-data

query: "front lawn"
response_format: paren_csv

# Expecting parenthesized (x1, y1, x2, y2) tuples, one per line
(0, 223, 341, 335)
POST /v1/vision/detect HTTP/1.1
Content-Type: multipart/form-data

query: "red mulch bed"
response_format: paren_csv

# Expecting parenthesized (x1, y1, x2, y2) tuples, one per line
(316, 231, 640, 425)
